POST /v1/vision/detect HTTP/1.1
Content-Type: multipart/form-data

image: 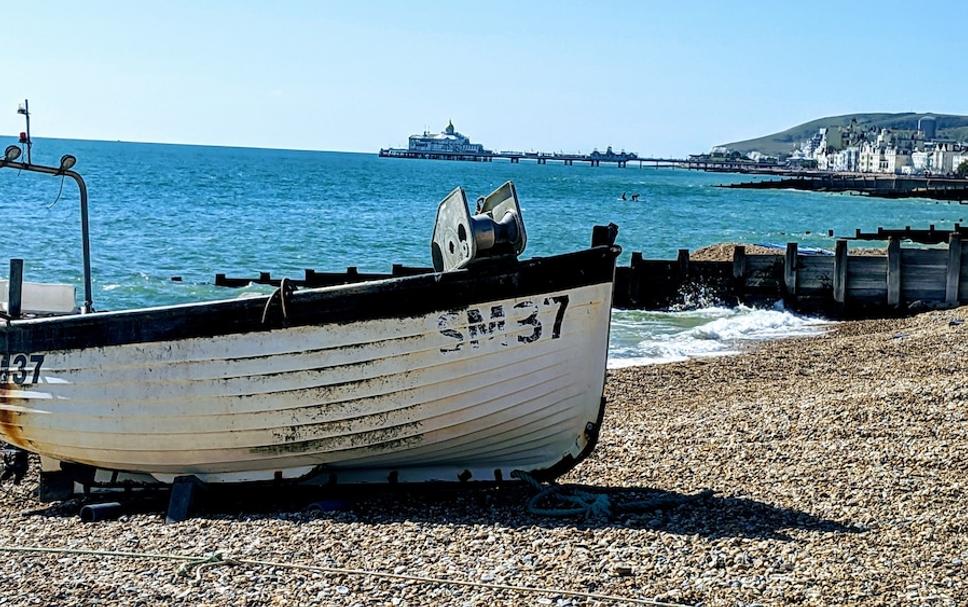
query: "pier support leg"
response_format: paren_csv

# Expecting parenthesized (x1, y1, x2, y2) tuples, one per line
(946, 234, 962, 306)
(784, 243, 798, 302)
(833, 240, 848, 306)
(887, 237, 901, 308)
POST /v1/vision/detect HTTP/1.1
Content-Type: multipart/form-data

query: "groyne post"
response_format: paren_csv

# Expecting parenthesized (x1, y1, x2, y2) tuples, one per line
(946, 233, 962, 306)
(732, 246, 747, 302)
(7, 258, 23, 319)
(833, 240, 848, 305)
(630, 252, 644, 307)
(732, 246, 747, 279)
(887, 237, 901, 307)
(677, 249, 690, 281)
(784, 242, 798, 298)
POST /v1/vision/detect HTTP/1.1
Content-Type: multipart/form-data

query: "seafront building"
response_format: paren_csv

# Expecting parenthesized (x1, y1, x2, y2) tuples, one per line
(790, 118, 968, 176)
(734, 116, 968, 176)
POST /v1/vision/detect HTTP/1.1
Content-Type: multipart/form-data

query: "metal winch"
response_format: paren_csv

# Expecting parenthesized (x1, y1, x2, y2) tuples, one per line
(431, 181, 527, 272)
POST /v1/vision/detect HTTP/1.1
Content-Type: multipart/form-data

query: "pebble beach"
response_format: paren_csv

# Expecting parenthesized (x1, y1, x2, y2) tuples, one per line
(1, 307, 966, 606)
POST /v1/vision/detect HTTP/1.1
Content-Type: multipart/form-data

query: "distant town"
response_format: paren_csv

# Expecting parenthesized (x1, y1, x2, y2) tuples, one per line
(380, 117, 968, 179)
(708, 115, 968, 177)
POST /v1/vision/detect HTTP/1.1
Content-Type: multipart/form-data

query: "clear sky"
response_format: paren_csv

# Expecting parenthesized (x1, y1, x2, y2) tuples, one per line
(4, 1, 967, 157)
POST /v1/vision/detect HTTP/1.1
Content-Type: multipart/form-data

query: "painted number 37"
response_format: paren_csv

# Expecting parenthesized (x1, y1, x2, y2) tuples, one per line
(438, 295, 569, 353)
(0, 353, 46, 386)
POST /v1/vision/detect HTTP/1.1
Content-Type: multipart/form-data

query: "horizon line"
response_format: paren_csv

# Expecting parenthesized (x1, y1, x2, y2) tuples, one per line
(0, 133, 382, 156)
(0, 133, 682, 158)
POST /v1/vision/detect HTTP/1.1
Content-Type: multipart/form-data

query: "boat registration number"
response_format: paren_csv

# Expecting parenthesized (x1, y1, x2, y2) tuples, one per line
(0, 353, 46, 386)
(438, 295, 569, 353)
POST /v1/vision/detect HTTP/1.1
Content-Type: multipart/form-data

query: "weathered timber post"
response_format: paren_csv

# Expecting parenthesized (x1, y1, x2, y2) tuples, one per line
(946, 233, 962, 306)
(887, 236, 901, 307)
(630, 251, 644, 307)
(677, 249, 690, 280)
(732, 246, 747, 303)
(677, 249, 690, 306)
(833, 240, 848, 305)
(732, 246, 747, 279)
(8, 259, 24, 319)
(784, 243, 798, 300)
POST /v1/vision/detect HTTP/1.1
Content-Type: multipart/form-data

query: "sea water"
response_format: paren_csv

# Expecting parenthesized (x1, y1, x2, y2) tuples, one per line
(2, 138, 963, 364)
(608, 304, 833, 368)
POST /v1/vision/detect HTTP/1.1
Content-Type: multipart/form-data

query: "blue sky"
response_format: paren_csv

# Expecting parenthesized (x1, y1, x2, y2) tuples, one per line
(4, 1, 966, 157)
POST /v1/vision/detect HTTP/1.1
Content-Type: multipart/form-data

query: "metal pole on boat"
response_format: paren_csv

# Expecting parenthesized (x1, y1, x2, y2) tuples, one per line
(71, 166, 94, 314)
(0, 149, 94, 313)
(16, 100, 32, 165)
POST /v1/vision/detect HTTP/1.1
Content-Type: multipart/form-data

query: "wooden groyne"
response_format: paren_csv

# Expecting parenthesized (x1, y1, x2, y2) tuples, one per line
(215, 232, 968, 318)
(214, 264, 431, 289)
(612, 235, 968, 316)
(848, 224, 968, 244)
(723, 174, 968, 202)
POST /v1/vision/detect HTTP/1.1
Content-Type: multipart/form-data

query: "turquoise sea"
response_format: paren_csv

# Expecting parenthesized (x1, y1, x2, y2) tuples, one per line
(3, 138, 964, 364)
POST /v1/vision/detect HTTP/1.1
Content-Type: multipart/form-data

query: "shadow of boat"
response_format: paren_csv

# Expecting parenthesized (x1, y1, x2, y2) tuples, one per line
(22, 481, 863, 541)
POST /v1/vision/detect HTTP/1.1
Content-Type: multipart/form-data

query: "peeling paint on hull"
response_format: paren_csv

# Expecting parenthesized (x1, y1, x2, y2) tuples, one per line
(0, 249, 616, 485)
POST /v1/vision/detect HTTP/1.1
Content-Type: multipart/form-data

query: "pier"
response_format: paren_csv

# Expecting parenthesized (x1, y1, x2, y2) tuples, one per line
(378, 147, 640, 167)
(378, 147, 781, 171)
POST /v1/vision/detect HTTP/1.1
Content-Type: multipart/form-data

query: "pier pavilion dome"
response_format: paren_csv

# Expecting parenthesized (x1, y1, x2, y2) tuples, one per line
(407, 120, 487, 155)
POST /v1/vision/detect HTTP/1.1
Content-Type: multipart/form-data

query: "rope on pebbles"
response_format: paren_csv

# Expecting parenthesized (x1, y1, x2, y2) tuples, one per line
(512, 470, 717, 520)
(513, 470, 614, 519)
(0, 545, 692, 606)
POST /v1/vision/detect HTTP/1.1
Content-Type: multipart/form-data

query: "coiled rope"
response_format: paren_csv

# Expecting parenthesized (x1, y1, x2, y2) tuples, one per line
(512, 470, 613, 519)
(0, 545, 692, 606)
(512, 470, 716, 521)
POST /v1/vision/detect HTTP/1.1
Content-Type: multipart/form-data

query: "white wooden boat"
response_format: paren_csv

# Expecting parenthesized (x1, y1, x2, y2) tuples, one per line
(0, 148, 620, 495)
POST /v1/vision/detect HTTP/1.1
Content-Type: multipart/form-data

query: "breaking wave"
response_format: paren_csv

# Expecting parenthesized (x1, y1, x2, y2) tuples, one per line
(608, 302, 831, 368)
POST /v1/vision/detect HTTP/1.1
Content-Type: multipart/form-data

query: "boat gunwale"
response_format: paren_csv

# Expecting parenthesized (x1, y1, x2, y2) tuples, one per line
(1, 245, 620, 353)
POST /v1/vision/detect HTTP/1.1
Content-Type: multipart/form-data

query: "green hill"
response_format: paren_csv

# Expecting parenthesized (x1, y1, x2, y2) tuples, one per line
(721, 113, 968, 156)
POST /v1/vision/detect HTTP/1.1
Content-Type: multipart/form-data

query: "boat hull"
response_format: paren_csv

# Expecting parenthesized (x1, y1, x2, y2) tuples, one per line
(0, 247, 617, 485)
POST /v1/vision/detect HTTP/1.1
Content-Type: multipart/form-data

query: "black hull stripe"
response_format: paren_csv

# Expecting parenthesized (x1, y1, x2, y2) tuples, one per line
(2, 246, 618, 352)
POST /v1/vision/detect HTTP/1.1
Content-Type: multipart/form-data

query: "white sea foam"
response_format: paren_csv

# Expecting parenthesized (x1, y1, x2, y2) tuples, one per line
(608, 303, 831, 368)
